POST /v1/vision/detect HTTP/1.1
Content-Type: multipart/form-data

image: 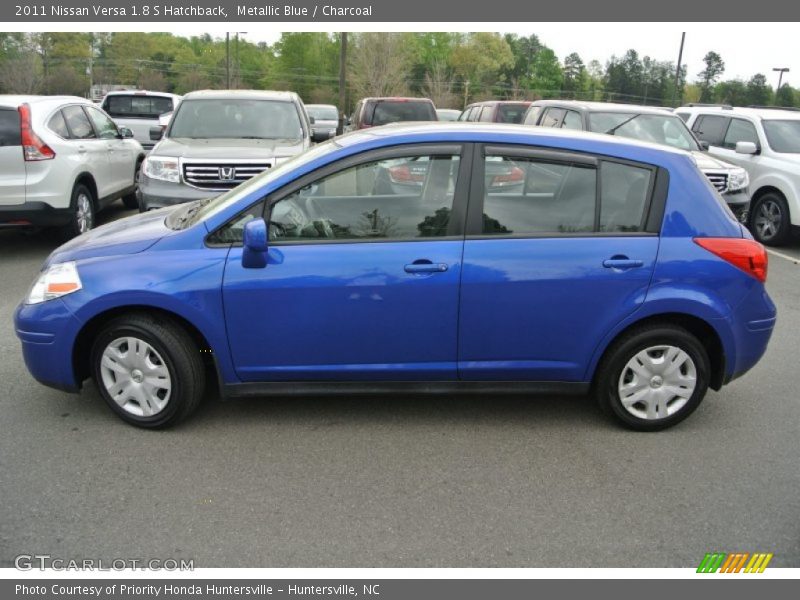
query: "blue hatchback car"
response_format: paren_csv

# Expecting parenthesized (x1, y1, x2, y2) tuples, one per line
(15, 124, 776, 430)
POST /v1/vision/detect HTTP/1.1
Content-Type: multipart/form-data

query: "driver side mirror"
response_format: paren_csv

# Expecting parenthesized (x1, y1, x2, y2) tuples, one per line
(735, 141, 758, 155)
(242, 218, 269, 269)
(119, 127, 134, 138)
(149, 126, 164, 141)
(312, 128, 333, 143)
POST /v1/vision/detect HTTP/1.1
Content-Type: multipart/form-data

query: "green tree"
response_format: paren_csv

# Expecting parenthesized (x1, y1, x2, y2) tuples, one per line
(746, 73, 772, 106)
(562, 52, 587, 99)
(715, 80, 748, 106)
(450, 32, 513, 101)
(697, 51, 725, 103)
(775, 83, 796, 107)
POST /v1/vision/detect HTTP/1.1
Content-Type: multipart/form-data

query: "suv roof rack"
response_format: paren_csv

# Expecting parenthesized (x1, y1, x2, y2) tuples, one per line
(684, 103, 733, 109)
(746, 105, 800, 112)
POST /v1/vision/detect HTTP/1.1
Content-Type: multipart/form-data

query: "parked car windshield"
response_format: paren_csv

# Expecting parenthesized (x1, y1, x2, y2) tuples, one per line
(588, 112, 699, 151)
(307, 106, 338, 121)
(762, 120, 800, 153)
(169, 99, 304, 140)
(368, 101, 437, 126)
(104, 95, 174, 118)
(166, 140, 340, 231)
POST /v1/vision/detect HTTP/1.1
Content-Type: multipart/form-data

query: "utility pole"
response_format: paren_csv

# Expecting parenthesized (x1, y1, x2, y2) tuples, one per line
(338, 32, 347, 134)
(463, 80, 470, 109)
(672, 32, 686, 107)
(773, 67, 790, 91)
(235, 33, 240, 88)
(226, 32, 230, 88)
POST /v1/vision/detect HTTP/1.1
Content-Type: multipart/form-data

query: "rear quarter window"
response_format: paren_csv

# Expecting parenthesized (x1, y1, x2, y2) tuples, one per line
(0, 108, 21, 146)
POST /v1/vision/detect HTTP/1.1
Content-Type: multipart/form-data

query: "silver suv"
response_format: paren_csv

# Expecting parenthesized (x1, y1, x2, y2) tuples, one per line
(0, 95, 145, 238)
(138, 90, 327, 211)
(524, 101, 751, 221)
(677, 105, 800, 245)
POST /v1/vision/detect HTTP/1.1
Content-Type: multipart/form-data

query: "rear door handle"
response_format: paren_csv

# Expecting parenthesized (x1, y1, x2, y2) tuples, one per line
(404, 261, 449, 274)
(603, 258, 644, 269)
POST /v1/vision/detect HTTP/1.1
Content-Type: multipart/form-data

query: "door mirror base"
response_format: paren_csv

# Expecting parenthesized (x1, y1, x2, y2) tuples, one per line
(242, 218, 269, 269)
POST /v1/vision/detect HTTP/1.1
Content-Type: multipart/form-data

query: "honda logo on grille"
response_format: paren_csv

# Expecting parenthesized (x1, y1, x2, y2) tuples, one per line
(219, 166, 236, 180)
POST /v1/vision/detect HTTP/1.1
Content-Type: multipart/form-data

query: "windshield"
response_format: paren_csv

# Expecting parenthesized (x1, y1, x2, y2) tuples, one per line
(368, 101, 437, 126)
(167, 140, 341, 231)
(307, 106, 338, 121)
(588, 112, 699, 151)
(168, 99, 304, 140)
(762, 120, 800, 153)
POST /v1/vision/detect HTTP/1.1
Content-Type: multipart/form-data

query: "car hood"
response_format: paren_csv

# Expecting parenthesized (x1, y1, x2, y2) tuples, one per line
(691, 151, 738, 171)
(153, 137, 307, 160)
(45, 208, 177, 266)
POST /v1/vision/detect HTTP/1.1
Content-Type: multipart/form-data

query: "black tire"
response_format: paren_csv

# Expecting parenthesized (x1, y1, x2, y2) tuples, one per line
(121, 160, 143, 210)
(749, 192, 791, 246)
(90, 313, 205, 429)
(60, 182, 95, 241)
(594, 324, 710, 431)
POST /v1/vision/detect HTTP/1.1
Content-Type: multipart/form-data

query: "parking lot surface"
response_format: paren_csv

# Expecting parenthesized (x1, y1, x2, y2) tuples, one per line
(1, 208, 798, 568)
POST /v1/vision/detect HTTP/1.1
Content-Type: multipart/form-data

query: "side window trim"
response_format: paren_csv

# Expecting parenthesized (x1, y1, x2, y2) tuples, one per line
(465, 143, 662, 239)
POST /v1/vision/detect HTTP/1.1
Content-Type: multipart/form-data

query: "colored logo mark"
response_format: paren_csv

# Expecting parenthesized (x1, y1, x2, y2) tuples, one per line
(697, 552, 773, 573)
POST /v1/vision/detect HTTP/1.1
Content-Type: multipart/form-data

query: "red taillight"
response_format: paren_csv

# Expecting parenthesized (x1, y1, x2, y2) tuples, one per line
(19, 103, 55, 161)
(694, 237, 768, 283)
(491, 166, 525, 187)
(388, 164, 425, 184)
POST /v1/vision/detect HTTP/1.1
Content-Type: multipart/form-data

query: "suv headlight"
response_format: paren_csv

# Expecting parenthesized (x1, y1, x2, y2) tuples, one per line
(26, 262, 82, 304)
(143, 156, 180, 183)
(727, 168, 749, 192)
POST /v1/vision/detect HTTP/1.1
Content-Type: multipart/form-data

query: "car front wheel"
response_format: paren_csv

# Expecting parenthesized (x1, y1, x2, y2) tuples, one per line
(595, 324, 710, 431)
(90, 313, 205, 428)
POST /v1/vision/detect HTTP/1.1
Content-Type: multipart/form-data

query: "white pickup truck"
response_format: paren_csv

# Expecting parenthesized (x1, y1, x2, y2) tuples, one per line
(100, 90, 181, 152)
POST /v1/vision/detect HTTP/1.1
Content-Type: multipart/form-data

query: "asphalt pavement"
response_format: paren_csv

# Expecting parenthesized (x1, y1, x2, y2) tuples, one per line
(1, 206, 798, 568)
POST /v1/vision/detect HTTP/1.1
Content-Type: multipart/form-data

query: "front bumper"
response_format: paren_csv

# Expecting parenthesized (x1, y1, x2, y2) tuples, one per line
(15, 299, 84, 393)
(137, 174, 220, 210)
(721, 189, 751, 222)
(0, 202, 73, 228)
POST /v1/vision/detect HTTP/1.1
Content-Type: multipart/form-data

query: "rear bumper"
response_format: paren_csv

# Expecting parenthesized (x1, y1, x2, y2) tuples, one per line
(0, 202, 73, 228)
(723, 286, 777, 384)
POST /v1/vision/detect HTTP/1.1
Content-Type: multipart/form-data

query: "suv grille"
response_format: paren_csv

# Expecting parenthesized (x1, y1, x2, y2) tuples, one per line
(704, 172, 728, 194)
(183, 162, 271, 190)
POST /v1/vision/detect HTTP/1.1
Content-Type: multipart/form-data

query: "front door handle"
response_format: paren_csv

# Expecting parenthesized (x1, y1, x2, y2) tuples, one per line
(404, 261, 448, 274)
(603, 257, 644, 269)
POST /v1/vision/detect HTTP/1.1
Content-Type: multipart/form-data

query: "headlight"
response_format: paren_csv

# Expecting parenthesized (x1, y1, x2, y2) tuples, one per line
(143, 156, 180, 183)
(727, 168, 749, 192)
(26, 262, 82, 304)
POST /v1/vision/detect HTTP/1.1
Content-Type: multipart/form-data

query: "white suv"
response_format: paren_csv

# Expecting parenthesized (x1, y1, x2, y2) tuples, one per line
(100, 90, 181, 151)
(0, 95, 145, 238)
(677, 105, 800, 245)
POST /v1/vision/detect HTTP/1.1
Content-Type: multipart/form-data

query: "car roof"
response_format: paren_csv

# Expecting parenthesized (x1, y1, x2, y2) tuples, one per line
(103, 90, 181, 99)
(0, 94, 89, 108)
(181, 89, 299, 101)
(532, 100, 675, 115)
(360, 97, 434, 103)
(676, 105, 800, 120)
(468, 100, 532, 107)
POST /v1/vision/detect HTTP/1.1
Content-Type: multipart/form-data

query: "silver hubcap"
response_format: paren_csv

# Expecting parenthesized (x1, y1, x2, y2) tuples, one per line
(618, 345, 697, 420)
(100, 337, 172, 417)
(754, 199, 781, 240)
(76, 193, 93, 234)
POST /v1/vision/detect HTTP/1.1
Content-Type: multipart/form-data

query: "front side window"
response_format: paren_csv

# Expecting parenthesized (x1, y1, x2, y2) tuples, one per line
(540, 108, 566, 128)
(691, 115, 730, 147)
(86, 107, 119, 139)
(62, 105, 96, 140)
(722, 118, 759, 149)
(269, 154, 461, 242)
(562, 110, 583, 130)
(762, 120, 800, 153)
(478, 106, 495, 122)
(169, 99, 304, 140)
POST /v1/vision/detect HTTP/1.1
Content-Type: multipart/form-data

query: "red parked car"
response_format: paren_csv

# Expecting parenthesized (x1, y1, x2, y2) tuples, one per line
(345, 97, 438, 132)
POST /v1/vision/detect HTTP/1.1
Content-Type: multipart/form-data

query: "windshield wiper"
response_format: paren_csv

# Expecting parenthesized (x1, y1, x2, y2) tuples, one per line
(605, 114, 641, 135)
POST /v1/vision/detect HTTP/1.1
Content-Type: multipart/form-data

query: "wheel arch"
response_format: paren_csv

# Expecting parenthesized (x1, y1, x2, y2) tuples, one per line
(590, 313, 726, 391)
(72, 305, 219, 392)
(73, 172, 98, 208)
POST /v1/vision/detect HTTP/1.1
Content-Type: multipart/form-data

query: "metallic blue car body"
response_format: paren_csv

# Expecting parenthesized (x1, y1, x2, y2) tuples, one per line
(15, 124, 776, 401)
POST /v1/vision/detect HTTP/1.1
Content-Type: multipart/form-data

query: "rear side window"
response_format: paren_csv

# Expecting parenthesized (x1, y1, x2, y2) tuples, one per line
(540, 108, 565, 128)
(104, 95, 174, 119)
(523, 106, 541, 125)
(47, 110, 70, 138)
(692, 115, 729, 146)
(62, 106, 96, 139)
(497, 104, 529, 124)
(478, 106, 494, 122)
(722, 118, 758, 149)
(480, 154, 654, 236)
(367, 101, 436, 126)
(599, 162, 652, 232)
(0, 108, 21, 146)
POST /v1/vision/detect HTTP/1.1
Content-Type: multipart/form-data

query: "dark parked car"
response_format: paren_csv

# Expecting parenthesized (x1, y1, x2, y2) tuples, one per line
(459, 101, 532, 124)
(345, 97, 437, 132)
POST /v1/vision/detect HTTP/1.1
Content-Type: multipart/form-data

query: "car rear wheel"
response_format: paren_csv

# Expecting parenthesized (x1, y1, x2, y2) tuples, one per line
(595, 324, 710, 431)
(61, 183, 95, 240)
(91, 313, 205, 428)
(750, 192, 791, 246)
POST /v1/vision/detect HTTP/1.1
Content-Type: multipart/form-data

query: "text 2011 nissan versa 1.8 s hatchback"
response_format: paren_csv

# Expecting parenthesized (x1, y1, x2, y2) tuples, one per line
(15, 124, 776, 431)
